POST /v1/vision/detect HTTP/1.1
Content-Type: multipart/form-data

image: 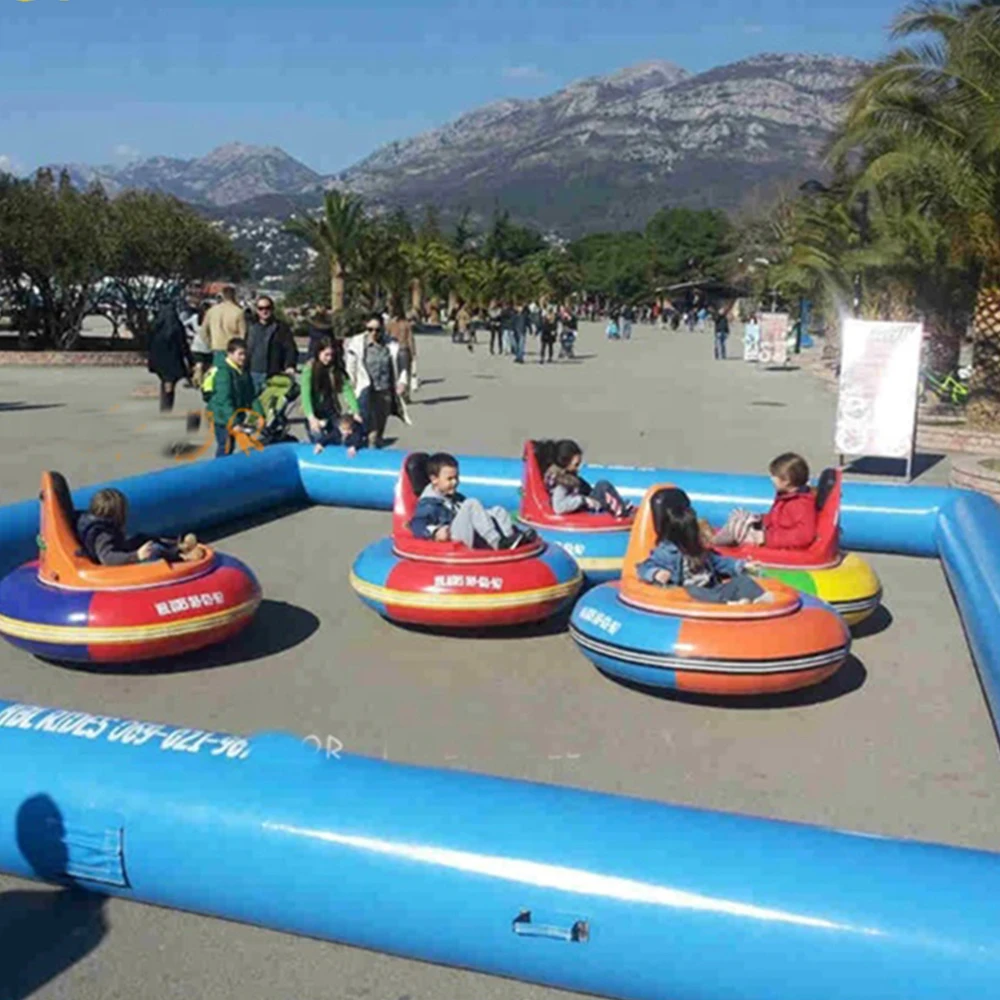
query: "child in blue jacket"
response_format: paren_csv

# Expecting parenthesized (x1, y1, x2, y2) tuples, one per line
(636, 487, 769, 604)
(410, 453, 537, 550)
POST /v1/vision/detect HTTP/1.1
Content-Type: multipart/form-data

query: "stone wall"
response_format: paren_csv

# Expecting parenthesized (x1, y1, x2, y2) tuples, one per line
(918, 424, 1000, 456)
(0, 352, 145, 367)
(951, 456, 1000, 501)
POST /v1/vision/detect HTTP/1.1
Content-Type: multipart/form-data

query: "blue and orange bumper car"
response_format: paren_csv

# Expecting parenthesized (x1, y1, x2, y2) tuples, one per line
(570, 484, 852, 696)
(0, 472, 261, 664)
(351, 452, 582, 628)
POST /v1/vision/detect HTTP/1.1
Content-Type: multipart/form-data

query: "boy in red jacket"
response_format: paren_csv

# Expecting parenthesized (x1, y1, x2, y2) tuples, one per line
(713, 453, 818, 549)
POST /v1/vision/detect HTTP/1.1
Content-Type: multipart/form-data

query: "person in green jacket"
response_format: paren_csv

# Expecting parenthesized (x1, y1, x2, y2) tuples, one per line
(209, 337, 263, 457)
(301, 336, 364, 455)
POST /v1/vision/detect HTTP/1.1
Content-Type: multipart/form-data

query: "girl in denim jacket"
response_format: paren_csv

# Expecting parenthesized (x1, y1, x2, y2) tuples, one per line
(636, 488, 770, 604)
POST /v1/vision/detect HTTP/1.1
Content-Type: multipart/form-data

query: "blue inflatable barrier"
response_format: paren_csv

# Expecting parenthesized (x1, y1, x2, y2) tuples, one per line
(3, 698, 1000, 1000)
(298, 447, 949, 557)
(1, 444, 1000, 999)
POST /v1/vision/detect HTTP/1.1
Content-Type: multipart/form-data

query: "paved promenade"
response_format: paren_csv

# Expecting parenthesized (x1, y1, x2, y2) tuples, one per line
(0, 323, 993, 1000)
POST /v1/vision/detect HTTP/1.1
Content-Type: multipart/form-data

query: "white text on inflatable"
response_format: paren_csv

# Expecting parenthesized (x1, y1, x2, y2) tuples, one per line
(154, 591, 226, 616)
(576, 606, 622, 635)
(433, 575, 504, 590)
(0, 704, 251, 759)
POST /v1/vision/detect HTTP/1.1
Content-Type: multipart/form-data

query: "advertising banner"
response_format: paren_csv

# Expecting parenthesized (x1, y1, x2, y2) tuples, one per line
(758, 313, 789, 367)
(834, 319, 923, 460)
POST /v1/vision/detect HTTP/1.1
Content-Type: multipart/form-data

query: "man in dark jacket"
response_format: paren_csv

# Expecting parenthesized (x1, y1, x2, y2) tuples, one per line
(246, 295, 298, 393)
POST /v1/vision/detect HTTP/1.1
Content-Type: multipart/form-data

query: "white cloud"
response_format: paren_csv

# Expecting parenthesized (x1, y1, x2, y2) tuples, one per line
(112, 144, 141, 162)
(502, 64, 546, 81)
(742, 22, 764, 34)
(0, 154, 24, 176)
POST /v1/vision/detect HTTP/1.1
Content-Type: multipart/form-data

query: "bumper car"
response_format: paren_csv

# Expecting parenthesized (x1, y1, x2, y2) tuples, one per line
(570, 484, 852, 696)
(712, 468, 882, 626)
(516, 440, 634, 584)
(0, 472, 261, 664)
(351, 452, 582, 628)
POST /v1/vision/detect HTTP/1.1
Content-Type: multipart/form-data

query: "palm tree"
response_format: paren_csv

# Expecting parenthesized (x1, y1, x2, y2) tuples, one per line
(401, 235, 454, 316)
(284, 190, 366, 314)
(834, 0, 1000, 424)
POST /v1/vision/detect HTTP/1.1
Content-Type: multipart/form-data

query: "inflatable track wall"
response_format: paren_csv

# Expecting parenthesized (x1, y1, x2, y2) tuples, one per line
(2, 443, 1000, 1000)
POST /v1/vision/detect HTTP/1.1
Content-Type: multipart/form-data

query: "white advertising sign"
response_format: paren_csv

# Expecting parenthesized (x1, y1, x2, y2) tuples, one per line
(758, 313, 789, 367)
(834, 319, 923, 460)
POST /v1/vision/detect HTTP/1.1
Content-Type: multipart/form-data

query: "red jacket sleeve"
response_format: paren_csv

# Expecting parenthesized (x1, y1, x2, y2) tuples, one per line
(761, 492, 817, 549)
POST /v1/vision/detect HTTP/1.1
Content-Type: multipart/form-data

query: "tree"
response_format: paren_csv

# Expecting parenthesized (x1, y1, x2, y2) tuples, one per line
(834, 0, 1000, 424)
(102, 191, 245, 346)
(483, 208, 547, 264)
(568, 231, 651, 302)
(284, 190, 366, 314)
(0, 170, 114, 348)
(645, 207, 730, 285)
(401, 232, 454, 315)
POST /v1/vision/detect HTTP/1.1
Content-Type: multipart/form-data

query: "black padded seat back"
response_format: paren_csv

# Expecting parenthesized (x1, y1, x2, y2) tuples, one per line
(405, 452, 431, 497)
(815, 468, 837, 512)
(47, 471, 81, 544)
(530, 439, 558, 473)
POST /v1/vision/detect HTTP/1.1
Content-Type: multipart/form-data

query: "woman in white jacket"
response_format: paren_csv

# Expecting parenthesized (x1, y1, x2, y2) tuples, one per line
(344, 313, 412, 448)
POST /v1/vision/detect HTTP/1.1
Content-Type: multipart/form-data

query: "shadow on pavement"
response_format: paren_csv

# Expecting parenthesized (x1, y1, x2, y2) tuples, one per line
(603, 653, 868, 710)
(845, 454, 945, 478)
(411, 395, 471, 406)
(0, 795, 109, 1000)
(0, 402, 67, 412)
(197, 501, 311, 544)
(0, 888, 107, 1000)
(851, 603, 893, 639)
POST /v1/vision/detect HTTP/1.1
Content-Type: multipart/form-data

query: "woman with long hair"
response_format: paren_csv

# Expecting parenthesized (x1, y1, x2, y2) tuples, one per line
(300, 336, 364, 455)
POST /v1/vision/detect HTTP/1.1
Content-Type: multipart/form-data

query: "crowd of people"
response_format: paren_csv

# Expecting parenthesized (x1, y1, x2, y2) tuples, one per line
(444, 302, 580, 363)
(146, 286, 416, 458)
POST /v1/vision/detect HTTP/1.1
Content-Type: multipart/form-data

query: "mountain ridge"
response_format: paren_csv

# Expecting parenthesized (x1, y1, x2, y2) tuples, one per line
(29, 52, 867, 277)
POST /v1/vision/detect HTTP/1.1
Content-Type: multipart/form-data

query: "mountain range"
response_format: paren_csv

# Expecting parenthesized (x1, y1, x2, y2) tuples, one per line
(42, 52, 867, 277)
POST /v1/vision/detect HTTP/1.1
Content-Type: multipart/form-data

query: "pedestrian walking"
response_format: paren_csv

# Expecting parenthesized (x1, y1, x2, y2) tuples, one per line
(147, 293, 193, 412)
(713, 308, 730, 360)
(203, 286, 248, 364)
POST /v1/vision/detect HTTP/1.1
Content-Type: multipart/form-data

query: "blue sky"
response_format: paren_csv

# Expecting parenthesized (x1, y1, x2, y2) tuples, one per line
(2, 0, 906, 175)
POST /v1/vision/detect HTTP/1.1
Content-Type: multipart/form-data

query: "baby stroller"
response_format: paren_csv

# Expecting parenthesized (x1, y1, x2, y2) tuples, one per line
(225, 374, 301, 454)
(256, 373, 301, 446)
(558, 326, 577, 359)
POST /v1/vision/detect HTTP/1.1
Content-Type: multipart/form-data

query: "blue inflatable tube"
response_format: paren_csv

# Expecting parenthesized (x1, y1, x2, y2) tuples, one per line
(0, 446, 305, 577)
(298, 448, 949, 557)
(2, 698, 1000, 1000)
(3, 446, 1000, 999)
(937, 490, 1000, 728)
